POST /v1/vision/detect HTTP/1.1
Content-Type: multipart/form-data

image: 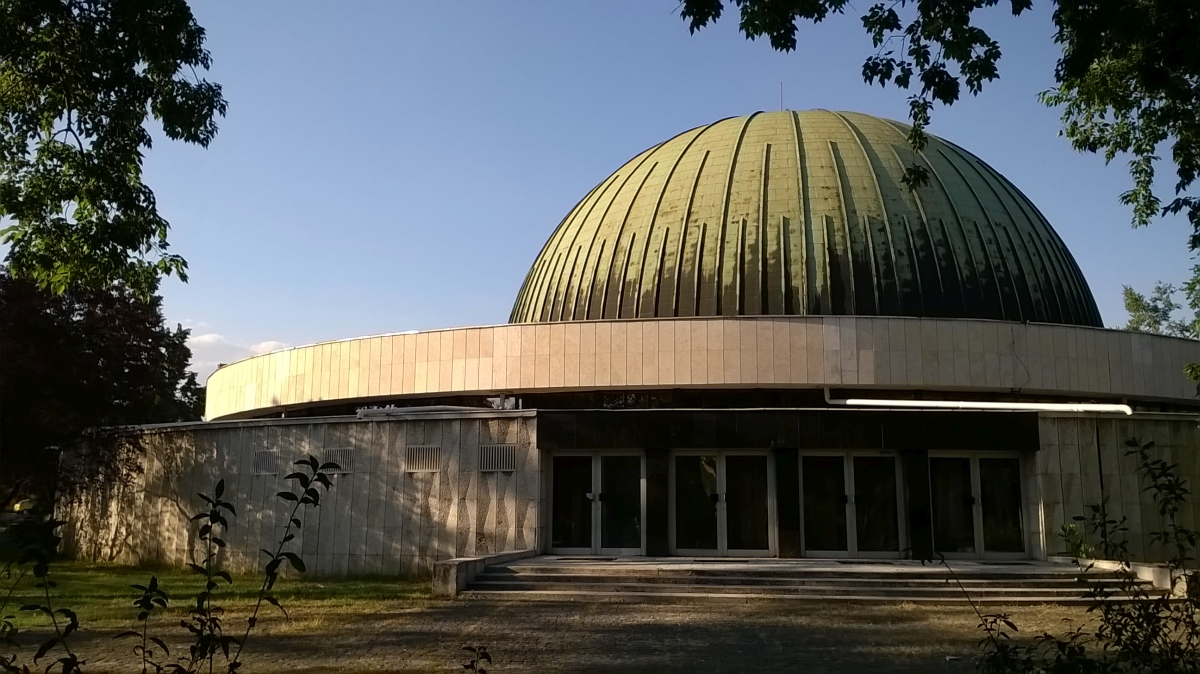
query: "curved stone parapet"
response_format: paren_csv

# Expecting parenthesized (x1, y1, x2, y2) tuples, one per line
(204, 316, 1200, 420)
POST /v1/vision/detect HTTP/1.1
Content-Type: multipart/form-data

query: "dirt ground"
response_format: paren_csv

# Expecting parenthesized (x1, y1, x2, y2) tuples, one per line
(13, 596, 1093, 673)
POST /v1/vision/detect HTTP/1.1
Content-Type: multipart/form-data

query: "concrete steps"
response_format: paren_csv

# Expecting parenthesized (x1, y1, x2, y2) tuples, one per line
(463, 557, 1159, 605)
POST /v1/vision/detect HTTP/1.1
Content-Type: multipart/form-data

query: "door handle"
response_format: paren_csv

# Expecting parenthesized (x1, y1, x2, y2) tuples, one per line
(839, 494, 851, 505)
(709, 493, 720, 503)
(963, 496, 977, 507)
(597, 492, 608, 502)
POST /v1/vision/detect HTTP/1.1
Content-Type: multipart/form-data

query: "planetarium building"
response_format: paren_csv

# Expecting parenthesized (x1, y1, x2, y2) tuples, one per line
(62, 111, 1200, 578)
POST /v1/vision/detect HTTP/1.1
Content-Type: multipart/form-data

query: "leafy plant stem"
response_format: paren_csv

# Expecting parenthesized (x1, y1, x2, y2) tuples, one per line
(0, 566, 28, 619)
(227, 496, 304, 669)
(41, 574, 78, 667)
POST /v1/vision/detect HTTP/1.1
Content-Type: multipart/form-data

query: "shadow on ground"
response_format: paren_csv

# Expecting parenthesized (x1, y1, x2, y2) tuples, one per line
(21, 596, 1068, 673)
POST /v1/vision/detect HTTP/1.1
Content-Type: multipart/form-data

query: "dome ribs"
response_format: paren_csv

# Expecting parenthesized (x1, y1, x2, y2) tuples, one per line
(984, 159, 1100, 327)
(615, 231, 639, 318)
(734, 217, 747, 315)
(633, 120, 712, 319)
(777, 215, 791, 315)
(789, 111, 813, 315)
(552, 173, 623, 322)
(909, 140, 991, 319)
(669, 222, 689, 317)
(713, 113, 759, 317)
(575, 144, 659, 321)
(833, 112, 904, 317)
(960, 153, 1050, 323)
(757, 143, 773, 316)
(649, 226, 670, 318)
(887, 143, 953, 317)
(510, 175, 604, 322)
(673, 149, 710, 318)
(581, 239, 607, 320)
(690, 222, 708, 318)
(554, 248, 583, 322)
(599, 162, 657, 320)
(881, 119, 971, 317)
(510, 110, 1102, 328)
(532, 157, 632, 322)
(936, 146, 1028, 323)
(1003, 180, 1076, 324)
(826, 140, 859, 315)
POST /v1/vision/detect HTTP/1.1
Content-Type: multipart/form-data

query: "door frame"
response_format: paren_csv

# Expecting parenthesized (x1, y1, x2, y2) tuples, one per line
(798, 450, 906, 559)
(668, 449, 777, 557)
(548, 450, 646, 556)
(927, 450, 1028, 560)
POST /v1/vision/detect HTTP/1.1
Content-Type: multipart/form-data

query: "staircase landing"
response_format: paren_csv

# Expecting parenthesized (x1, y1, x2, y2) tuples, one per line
(464, 556, 1153, 605)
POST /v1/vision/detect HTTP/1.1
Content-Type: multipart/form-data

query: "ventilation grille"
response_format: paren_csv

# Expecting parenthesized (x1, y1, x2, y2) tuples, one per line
(320, 447, 353, 474)
(253, 449, 279, 475)
(479, 444, 517, 472)
(404, 445, 441, 472)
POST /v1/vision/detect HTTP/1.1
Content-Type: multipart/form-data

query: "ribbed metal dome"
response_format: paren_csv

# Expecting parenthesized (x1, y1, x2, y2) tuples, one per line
(510, 110, 1101, 327)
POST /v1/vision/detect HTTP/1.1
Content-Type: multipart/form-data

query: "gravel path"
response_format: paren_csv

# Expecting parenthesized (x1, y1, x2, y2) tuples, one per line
(16, 597, 1080, 673)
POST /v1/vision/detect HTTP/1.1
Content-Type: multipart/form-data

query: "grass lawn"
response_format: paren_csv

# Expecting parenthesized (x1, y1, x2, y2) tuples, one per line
(2, 562, 1100, 672)
(3, 561, 429, 629)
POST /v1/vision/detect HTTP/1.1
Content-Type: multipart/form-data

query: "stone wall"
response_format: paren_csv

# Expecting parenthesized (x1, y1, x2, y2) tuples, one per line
(57, 411, 538, 577)
(1036, 412, 1200, 562)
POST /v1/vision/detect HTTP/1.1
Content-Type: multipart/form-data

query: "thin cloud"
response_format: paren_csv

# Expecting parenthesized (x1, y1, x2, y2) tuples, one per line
(186, 332, 290, 383)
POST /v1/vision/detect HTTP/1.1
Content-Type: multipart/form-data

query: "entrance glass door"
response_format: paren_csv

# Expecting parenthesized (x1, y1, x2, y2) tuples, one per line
(801, 453, 903, 558)
(551, 456, 592, 552)
(929, 453, 1025, 558)
(930, 457, 976, 554)
(979, 458, 1024, 553)
(671, 452, 773, 556)
(600, 455, 643, 551)
(802, 455, 847, 554)
(551, 453, 644, 555)
(853, 456, 900, 554)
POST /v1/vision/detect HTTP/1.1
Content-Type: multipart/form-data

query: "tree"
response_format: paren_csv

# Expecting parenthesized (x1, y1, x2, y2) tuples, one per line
(1124, 266, 1200, 387)
(0, 268, 204, 510)
(679, 0, 1200, 244)
(1123, 264, 1200, 338)
(0, 0, 226, 296)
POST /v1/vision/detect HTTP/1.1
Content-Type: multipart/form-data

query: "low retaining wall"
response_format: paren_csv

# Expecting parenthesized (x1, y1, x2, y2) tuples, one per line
(56, 412, 539, 577)
(433, 549, 536, 597)
(1050, 556, 1192, 597)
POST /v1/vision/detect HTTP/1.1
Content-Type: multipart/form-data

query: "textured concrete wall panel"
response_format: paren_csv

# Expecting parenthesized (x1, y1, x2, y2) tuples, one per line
(1036, 413, 1200, 563)
(57, 413, 537, 578)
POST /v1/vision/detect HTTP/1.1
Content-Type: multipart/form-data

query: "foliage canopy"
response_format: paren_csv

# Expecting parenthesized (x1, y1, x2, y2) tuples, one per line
(0, 268, 204, 510)
(1122, 271, 1200, 340)
(0, 0, 226, 296)
(679, 0, 1200, 246)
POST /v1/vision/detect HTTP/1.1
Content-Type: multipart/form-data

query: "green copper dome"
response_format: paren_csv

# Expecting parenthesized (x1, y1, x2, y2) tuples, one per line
(510, 110, 1101, 327)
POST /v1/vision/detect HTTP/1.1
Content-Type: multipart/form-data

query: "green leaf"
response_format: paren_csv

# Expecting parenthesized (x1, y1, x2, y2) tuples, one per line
(263, 595, 288, 618)
(280, 552, 306, 573)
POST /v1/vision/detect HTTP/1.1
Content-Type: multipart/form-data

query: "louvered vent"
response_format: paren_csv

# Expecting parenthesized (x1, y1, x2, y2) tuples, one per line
(479, 444, 517, 472)
(253, 449, 279, 475)
(404, 445, 441, 472)
(320, 447, 353, 474)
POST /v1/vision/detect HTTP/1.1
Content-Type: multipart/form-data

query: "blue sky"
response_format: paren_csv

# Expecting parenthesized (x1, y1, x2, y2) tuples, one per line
(139, 2, 1196, 380)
